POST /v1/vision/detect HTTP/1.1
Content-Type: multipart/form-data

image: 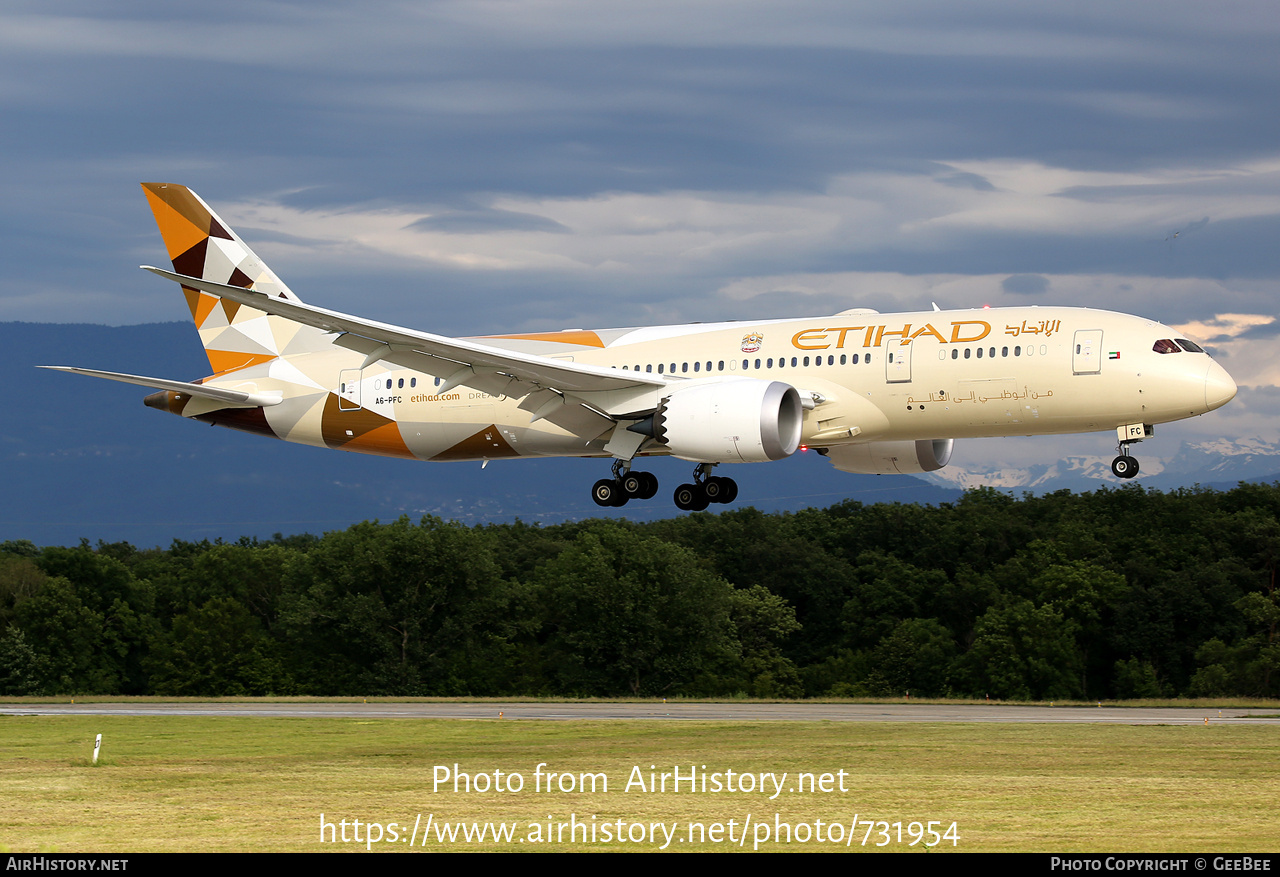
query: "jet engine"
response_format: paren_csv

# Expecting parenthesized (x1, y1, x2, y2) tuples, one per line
(649, 379, 803, 463)
(821, 439, 953, 474)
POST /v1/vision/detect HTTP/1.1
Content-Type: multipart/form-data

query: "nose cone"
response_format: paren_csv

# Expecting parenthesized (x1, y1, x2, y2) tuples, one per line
(1204, 360, 1237, 412)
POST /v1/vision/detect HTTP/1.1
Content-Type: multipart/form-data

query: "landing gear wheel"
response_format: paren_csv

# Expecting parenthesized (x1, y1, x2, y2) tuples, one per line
(1111, 455, 1139, 479)
(592, 478, 628, 507)
(674, 482, 709, 511)
(619, 471, 658, 499)
(638, 471, 659, 499)
(703, 476, 738, 504)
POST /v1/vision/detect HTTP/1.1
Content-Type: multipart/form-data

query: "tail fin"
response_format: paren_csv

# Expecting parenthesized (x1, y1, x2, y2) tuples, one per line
(141, 183, 328, 374)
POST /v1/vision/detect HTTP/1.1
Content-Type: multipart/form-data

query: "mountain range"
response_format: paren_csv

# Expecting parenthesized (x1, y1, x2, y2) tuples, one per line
(922, 436, 1280, 493)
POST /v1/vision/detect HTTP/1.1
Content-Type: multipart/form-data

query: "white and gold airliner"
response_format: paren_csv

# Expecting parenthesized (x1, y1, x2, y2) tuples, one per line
(44, 184, 1238, 510)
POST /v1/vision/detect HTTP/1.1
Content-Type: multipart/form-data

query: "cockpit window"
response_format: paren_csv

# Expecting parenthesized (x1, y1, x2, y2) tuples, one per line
(1152, 339, 1180, 354)
(1175, 339, 1205, 353)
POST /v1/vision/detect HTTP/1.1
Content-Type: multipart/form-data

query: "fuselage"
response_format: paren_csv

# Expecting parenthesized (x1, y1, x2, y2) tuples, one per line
(168, 304, 1235, 464)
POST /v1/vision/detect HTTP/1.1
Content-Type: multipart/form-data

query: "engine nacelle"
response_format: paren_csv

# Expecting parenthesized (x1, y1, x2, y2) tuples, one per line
(821, 439, 953, 475)
(651, 379, 802, 463)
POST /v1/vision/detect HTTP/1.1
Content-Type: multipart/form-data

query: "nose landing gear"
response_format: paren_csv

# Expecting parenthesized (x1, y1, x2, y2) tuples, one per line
(1110, 423, 1152, 480)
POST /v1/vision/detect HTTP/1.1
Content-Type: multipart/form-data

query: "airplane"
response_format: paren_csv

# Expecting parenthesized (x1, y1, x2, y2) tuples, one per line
(43, 183, 1238, 511)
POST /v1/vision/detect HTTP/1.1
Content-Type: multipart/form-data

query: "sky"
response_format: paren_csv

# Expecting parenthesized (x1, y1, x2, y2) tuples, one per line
(2, 0, 1276, 473)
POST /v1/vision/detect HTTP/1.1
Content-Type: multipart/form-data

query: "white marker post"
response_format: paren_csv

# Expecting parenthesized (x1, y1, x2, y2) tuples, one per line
(93, 733, 102, 765)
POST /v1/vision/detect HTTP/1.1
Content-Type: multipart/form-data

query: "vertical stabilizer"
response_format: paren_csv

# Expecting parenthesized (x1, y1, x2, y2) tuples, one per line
(141, 183, 329, 374)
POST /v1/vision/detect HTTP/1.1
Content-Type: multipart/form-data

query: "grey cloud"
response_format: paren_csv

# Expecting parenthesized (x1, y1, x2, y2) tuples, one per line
(407, 208, 570, 235)
(1002, 274, 1050, 295)
(935, 170, 996, 191)
(1235, 320, 1280, 340)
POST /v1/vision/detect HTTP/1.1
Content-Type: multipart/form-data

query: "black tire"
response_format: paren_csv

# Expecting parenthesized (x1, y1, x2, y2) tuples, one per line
(1111, 456, 1139, 479)
(592, 478, 627, 506)
(673, 482, 708, 511)
(639, 471, 659, 499)
(621, 473, 645, 497)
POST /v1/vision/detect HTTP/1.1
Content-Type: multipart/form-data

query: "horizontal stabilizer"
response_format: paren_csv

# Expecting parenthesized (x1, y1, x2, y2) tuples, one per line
(38, 366, 282, 407)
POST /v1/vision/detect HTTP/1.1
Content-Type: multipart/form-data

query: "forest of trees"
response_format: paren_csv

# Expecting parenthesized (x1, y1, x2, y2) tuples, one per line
(2, 482, 1278, 700)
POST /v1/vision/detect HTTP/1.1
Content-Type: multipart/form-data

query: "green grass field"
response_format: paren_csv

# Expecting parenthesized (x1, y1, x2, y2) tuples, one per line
(2, 713, 1276, 852)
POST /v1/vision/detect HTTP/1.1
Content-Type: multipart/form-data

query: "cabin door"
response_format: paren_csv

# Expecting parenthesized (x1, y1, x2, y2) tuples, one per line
(338, 369, 362, 410)
(1072, 330, 1103, 375)
(885, 340, 913, 383)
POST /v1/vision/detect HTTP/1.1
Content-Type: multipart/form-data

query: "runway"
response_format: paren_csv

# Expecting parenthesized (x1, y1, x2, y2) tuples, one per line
(1, 701, 1275, 724)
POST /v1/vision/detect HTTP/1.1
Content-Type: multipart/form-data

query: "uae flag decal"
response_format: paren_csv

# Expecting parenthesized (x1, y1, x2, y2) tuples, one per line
(1108, 351, 1121, 360)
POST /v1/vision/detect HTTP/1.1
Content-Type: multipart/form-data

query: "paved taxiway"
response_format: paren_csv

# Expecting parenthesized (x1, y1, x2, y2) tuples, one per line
(1, 702, 1275, 724)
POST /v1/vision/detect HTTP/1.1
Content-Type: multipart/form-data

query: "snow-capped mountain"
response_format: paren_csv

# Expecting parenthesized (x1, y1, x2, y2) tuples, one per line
(924, 437, 1280, 492)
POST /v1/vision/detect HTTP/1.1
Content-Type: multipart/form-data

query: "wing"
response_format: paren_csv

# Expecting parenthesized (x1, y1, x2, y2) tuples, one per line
(142, 266, 669, 446)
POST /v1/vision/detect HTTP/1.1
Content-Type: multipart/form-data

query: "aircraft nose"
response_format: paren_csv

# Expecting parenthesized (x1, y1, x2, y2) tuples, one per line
(1204, 360, 1237, 412)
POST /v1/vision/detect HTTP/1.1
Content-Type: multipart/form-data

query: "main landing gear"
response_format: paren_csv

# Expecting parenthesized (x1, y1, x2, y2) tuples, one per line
(673, 463, 738, 512)
(590, 461, 740, 510)
(591, 459, 659, 507)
